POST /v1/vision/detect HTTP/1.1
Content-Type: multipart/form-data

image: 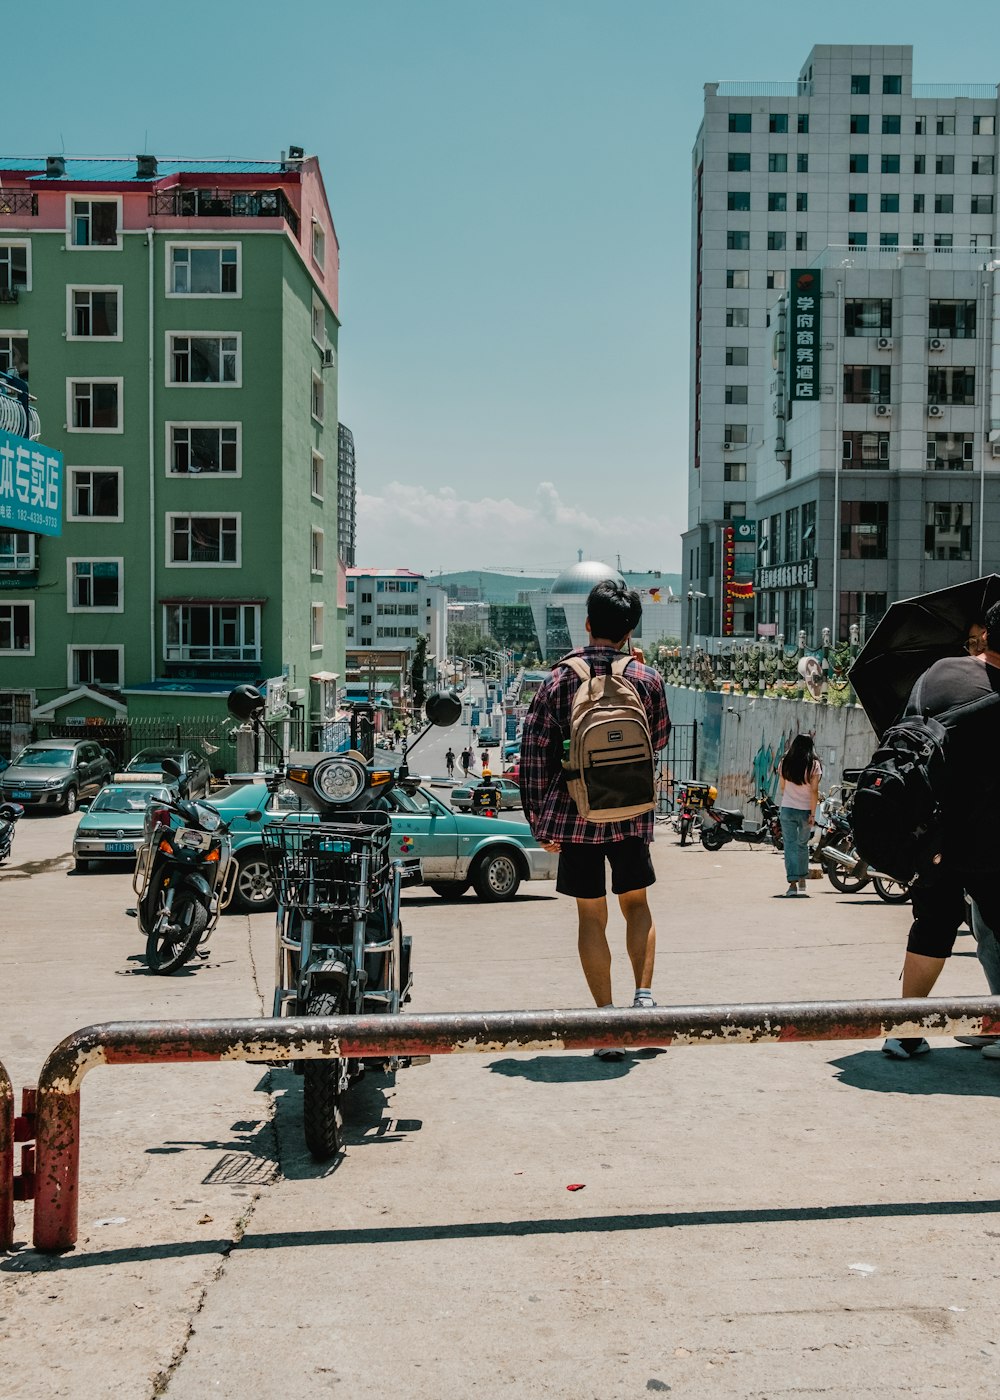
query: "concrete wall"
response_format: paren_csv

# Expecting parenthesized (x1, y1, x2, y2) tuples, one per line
(666, 684, 878, 812)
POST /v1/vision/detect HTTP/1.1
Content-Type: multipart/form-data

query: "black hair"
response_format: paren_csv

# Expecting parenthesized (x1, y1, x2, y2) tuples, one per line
(587, 579, 642, 644)
(985, 601, 1000, 653)
(779, 734, 816, 786)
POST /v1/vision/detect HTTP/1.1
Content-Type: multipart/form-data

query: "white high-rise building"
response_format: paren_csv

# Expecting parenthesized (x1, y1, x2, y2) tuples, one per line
(685, 44, 1000, 642)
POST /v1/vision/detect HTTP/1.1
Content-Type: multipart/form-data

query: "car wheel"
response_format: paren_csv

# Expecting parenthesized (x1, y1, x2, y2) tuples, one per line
(430, 881, 471, 900)
(63, 787, 78, 815)
(229, 849, 276, 912)
(472, 848, 522, 902)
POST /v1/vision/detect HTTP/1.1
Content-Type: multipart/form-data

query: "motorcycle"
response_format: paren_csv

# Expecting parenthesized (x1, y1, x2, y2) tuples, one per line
(674, 781, 717, 846)
(132, 757, 236, 973)
(815, 791, 911, 903)
(226, 683, 462, 1160)
(700, 790, 782, 852)
(0, 801, 23, 863)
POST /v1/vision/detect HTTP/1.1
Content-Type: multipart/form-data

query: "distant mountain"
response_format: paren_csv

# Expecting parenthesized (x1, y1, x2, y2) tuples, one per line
(433, 568, 682, 604)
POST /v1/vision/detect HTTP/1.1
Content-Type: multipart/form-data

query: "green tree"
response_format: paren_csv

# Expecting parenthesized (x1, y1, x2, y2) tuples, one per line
(411, 635, 427, 715)
(447, 621, 500, 658)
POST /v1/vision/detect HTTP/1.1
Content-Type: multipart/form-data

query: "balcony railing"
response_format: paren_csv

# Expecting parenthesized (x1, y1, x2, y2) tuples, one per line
(912, 83, 998, 99)
(715, 81, 812, 97)
(148, 187, 299, 237)
(0, 192, 37, 217)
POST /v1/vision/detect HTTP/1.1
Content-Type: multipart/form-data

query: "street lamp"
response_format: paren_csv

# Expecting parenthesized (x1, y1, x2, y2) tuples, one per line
(686, 590, 706, 653)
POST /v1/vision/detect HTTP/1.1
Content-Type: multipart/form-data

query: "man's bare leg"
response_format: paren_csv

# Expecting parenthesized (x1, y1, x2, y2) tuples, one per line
(901, 951, 946, 999)
(576, 896, 612, 1006)
(620, 887, 655, 994)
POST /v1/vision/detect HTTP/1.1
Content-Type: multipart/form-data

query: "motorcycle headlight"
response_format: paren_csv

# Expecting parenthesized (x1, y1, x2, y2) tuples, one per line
(313, 756, 367, 805)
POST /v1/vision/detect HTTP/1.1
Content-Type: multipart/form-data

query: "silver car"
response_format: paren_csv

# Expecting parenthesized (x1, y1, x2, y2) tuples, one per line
(449, 776, 522, 812)
(0, 738, 115, 814)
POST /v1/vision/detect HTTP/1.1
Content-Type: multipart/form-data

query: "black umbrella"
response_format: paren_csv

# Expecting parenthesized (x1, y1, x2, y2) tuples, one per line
(848, 574, 1000, 738)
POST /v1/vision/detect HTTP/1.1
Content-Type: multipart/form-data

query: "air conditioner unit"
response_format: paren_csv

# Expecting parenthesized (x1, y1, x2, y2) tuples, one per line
(322, 347, 335, 367)
(723, 441, 735, 450)
(929, 337, 945, 351)
(992, 442, 1000, 459)
(877, 336, 893, 350)
(874, 403, 892, 417)
(928, 404, 944, 418)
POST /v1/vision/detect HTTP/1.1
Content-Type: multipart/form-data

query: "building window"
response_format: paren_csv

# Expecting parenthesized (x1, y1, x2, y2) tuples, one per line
(68, 379, 121, 431)
(724, 385, 747, 404)
(849, 153, 869, 174)
(974, 115, 995, 136)
(728, 153, 750, 171)
(797, 114, 809, 134)
(848, 232, 868, 248)
(311, 603, 324, 649)
(724, 461, 747, 482)
(69, 646, 122, 687)
(797, 153, 809, 173)
(936, 115, 956, 136)
(68, 558, 122, 611)
(913, 194, 925, 213)
(726, 269, 749, 288)
(725, 307, 749, 328)
(766, 231, 786, 250)
(848, 193, 868, 213)
(929, 301, 977, 339)
(311, 528, 324, 575)
(934, 234, 954, 249)
(843, 431, 890, 467)
(795, 193, 808, 212)
(727, 191, 751, 211)
(769, 113, 788, 133)
(850, 75, 870, 94)
(311, 372, 325, 421)
(795, 232, 808, 251)
(726, 230, 750, 250)
(0, 602, 32, 654)
(767, 192, 787, 212)
(0, 243, 29, 294)
(784, 506, 800, 560)
(801, 501, 817, 558)
(68, 287, 120, 339)
(766, 270, 786, 290)
(850, 114, 870, 135)
(839, 591, 887, 642)
(882, 115, 901, 135)
(168, 244, 239, 296)
(167, 513, 240, 566)
(925, 502, 972, 560)
(915, 116, 926, 136)
(311, 450, 324, 500)
(723, 424, 748, 445)
(973, 156, 995, 176)
(168, 334, 240, 385)
(767, 153, 787, 173)
(927, 433, 975, 471)
(913, 234, 925, 247)
(880, 194, 899, 213)
(934, 193, 954, 214)
(68, 198, 119, 248)
(843, 365, 891, 404)
(311, 294, 325, 345)
(971, 195, 994, 215)
(935, 155, 954, 175)
(880, 233, 899, 248)
(68, 468, 121, 520)
(883, 75, 902, 94)
(168, 423, 240, 475)
(0, 531, 35, 570)
(0, 334, 28, 382)
(728, 113, 751, 133)
(840, 502, 889, 559)
(881, 154, 901, 175)
(164, 603, 260, 663)
(914, 155, 926, 175)
(725, 346, 748, 366)
(928, 366, 975, 405)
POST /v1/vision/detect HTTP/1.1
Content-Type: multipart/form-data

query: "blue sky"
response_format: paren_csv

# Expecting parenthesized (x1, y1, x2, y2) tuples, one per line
(9, 1, 1000, 574)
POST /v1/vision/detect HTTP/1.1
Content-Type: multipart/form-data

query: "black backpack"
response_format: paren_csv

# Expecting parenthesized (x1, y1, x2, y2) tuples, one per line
(852, 676, 1000, 883)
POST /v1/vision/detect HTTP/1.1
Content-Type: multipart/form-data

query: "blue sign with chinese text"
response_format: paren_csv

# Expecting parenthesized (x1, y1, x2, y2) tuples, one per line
(0, 428, 63, 535)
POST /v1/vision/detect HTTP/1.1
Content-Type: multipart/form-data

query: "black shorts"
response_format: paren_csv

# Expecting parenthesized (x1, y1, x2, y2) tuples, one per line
(908, 864, 1000, 959)
(556, 837, 655, 900)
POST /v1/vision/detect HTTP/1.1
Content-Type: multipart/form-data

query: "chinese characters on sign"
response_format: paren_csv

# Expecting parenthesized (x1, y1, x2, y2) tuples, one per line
(722, 526, 735, 636)
(789, 268, 822, 402)
(755, 558, 818, 592)
(0, 428, 63, 536)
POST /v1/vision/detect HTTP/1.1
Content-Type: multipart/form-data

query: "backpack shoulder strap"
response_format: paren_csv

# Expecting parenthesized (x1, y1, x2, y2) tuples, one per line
(556, 655, 592, 683)
(611, 655, 634, 677)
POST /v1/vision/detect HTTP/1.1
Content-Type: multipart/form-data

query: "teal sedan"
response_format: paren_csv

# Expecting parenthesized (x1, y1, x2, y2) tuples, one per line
(211, 781, 557, 912)
(72, 782, 172, 871)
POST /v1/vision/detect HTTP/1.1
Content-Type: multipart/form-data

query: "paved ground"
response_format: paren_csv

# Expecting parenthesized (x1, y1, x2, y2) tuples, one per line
(3, 809, 1000, 1398)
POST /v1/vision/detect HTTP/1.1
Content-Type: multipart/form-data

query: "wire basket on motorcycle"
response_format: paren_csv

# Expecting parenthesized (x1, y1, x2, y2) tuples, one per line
(261, 811, 392, 913)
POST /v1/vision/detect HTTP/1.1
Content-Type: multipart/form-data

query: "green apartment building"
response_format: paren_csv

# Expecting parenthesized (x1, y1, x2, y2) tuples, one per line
(0, 150, 344, 753)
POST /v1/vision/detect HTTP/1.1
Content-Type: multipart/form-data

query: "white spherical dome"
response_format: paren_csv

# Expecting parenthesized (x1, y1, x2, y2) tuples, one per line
(549, 560, 624, 598)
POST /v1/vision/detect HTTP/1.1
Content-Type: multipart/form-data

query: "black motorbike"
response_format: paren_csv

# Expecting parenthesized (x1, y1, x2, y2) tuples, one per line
(816, 806, 910, 903)
(132, 758, 236, 973)
(0, 801, 23, 863)
(226, 684, 462, 1160)
(675, 781, 716, 846)
(700, 790, 782, 852)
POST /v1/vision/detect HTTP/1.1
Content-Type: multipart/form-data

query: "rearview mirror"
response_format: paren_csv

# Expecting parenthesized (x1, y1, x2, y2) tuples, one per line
(243, 809, 263, 822)
(161, 757, 182, 779)
(424, 690, 462, 727)
(228, 684, 265, 722)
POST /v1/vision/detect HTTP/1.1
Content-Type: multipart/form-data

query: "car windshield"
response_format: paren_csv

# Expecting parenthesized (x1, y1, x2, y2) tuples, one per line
(391, 788, 434, 814)
(91, 787, 169, 813)
(129, 752, 179, 771)
(16, 748, 74, 767)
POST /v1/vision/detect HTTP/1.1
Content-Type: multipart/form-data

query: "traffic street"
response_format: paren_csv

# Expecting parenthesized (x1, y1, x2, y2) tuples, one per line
(3, 811, 1000, 1398)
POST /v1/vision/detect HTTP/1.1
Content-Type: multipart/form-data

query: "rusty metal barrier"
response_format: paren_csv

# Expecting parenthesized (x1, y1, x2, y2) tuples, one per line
(1, 1061, 12, 1250)
(28, 996, 1000, 1253)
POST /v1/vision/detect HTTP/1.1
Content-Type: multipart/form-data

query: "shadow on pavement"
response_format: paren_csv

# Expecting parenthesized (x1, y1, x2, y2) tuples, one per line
(488, 1050, 666, 1083)
(830, 1045, 1000, 1097)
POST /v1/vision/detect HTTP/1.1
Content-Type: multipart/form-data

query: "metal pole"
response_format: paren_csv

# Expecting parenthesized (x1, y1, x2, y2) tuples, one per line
(30, 996, 1000, 1251)
(0, 1060, 13, 1250)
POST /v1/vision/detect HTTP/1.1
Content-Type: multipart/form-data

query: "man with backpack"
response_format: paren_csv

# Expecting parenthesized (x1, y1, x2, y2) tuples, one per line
(521, 579, 670, 1060)
(864, 600, 1000, 1059)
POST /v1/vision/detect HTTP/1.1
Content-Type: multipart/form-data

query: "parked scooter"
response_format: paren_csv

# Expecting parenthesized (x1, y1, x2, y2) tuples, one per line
(226, 683, 462, 1160)
(674, 781, 717, 846)
(0, 801, 23, 864)
(132, 758, 236, 973)
(700, 790, 782, 852)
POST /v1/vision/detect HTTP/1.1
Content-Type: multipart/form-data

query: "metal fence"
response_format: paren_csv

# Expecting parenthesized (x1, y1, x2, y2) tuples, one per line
(657, 722, 698, 813)
(35, 716, 240, 779)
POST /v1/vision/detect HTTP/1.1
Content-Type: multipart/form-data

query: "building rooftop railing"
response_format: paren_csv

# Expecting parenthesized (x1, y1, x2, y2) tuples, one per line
(714, 81, 811, 97)
(911, 83, 998, 99)
(816, 245, 1000, 271)
(148, 187, 299, 237)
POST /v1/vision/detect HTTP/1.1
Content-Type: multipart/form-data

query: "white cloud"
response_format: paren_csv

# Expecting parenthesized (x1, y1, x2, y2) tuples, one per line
(356, 480, 681, 573)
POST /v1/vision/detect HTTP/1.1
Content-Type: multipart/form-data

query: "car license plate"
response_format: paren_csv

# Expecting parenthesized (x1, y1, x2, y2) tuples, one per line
(105, 842, 135, 854)
(10, 790, 32, 800)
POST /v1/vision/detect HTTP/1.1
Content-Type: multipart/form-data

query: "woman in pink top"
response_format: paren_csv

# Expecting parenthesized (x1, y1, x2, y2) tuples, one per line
(778, 735, 821, 897)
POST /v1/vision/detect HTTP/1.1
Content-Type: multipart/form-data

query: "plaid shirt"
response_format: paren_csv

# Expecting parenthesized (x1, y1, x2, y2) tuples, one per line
(520, 647, 670, 846)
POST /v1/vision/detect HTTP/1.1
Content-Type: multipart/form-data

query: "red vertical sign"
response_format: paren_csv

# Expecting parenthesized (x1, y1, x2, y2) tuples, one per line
(722, 526, 735, 636)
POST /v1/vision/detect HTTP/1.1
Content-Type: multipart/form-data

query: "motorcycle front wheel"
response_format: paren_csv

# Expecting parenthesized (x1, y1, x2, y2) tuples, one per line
(873, 875, 912, 904)
(145, 876, 209, 974)
(700, 823, 727, 852)
(302, 987, 344, 1160)
(822, 836, 871, 894)
(679, 814, 693, 846)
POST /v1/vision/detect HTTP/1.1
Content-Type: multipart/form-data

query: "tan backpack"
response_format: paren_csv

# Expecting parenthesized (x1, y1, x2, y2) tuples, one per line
(556, 655, 656, 822)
